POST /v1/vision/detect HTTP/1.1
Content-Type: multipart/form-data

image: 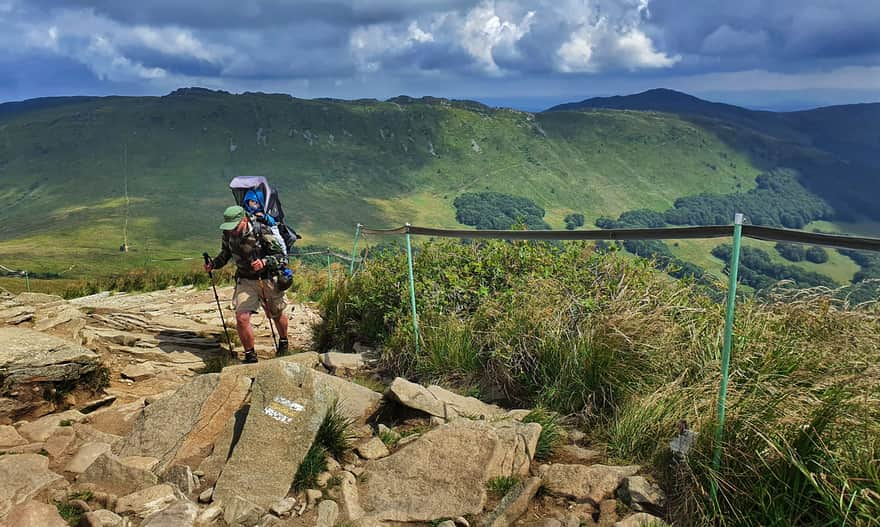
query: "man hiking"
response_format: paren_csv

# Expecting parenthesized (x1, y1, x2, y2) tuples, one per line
(204, 205, 290, 363)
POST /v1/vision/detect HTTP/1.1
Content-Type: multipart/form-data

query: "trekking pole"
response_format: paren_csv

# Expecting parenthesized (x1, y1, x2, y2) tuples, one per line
(203, 253, 236, 360)
(257, 277, 279, 354)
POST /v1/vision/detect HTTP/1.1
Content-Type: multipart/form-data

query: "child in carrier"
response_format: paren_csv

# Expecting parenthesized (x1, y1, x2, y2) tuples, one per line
(242, 189, 288, 254)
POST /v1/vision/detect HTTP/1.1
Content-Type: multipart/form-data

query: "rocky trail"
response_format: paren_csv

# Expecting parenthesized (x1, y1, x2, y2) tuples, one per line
(0, 286, 669, 527)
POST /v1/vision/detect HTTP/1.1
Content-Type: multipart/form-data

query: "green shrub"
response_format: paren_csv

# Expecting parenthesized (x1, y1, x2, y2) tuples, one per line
(314, 237, 880, 526)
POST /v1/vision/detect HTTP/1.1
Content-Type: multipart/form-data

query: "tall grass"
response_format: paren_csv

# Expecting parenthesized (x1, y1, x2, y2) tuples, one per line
(314, 238, 880, 526)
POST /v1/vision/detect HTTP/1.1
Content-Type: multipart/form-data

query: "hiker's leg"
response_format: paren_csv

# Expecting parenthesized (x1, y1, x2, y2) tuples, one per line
(236, 311, 255, 350)
(273, 311, 289, 339)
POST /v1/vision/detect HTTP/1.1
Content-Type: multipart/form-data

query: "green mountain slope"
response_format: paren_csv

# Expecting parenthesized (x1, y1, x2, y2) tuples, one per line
(548, 88, 880, 221)
(0, 88, 876, 285)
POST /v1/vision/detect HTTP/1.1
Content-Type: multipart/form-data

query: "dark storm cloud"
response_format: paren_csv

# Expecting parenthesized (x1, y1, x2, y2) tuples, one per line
(0, 0, 878, 107)
(26, 0, 478, 28)
(648, 0, 880, 66)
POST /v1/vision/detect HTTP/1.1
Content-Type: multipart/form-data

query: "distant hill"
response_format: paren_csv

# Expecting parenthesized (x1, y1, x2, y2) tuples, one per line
(547, 88, 880, 222)
(0, 87, 876, 284)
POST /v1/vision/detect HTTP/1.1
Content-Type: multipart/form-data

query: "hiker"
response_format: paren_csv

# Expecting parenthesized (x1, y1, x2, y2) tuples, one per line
(242, 189, 287, 254)
(204, 205, 289, 363)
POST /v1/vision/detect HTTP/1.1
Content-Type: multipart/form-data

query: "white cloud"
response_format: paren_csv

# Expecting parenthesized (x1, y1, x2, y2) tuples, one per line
(458, 1, 534, 74)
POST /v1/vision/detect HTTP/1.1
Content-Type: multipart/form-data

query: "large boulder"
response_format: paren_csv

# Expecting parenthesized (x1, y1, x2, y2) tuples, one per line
(213, 361, 334, 524)
(0, 499, 68, 527)
(0, 425, 26, 448)
(541, 464, 641, 504)
(358, 418, 541, 521)
(0, 454, 64, 518)
(0, 328, 101, 422)
(114, 374, 224, 474)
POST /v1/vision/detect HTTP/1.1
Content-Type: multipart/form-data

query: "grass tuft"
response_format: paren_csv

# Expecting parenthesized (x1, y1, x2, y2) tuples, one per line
(487, 476, 520, 496)
(522, 408, 563, 461)
(315, 398, 357, 459)
(292, 444, 328, 492)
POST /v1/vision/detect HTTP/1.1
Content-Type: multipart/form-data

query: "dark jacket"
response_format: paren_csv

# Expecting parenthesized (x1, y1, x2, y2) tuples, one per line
(211, 219, 288, 279)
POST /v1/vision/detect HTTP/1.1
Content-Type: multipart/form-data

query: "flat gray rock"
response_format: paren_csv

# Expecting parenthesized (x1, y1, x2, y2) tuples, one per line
(214, 362, 334, 522)
(0, 327, 100, 392)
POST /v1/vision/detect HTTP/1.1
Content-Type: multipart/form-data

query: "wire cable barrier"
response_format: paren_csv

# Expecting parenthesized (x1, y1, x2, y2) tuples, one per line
(361, 223, 880, 251)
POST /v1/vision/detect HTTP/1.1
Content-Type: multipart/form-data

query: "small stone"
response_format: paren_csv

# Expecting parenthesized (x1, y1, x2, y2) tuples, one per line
(83, 509, 123, 527)
(192, 469, 205, 477)
(504, 409, 531, 421)
(317, 471, 333, 487)
(161, 464, 198, 494)
(316, 500, 340, 527)
(454, 516, 470, 527)
(121, 363, 157, 381)
(70, 498, 92, 512)
(306, 489, 322, 509)
(567, 430, 587, 443)
(377, 424, 399, 441)
(614, 513, 669, 527)
(196, 505, 223, 525)
(560, 444, 602, 462)
(326, 456, 341, 471)
(270, 496, 296, 516)
(114, 484, 177, 518)
(198, 488, 213, 503)
(397, 434, 420, 446)
(598, 499, 618, 527)
(356, 437, 389, 460)
(437, 521, 455, 527)
(261, 513, 281, 526)
(141, 500, 198, 527)
(0, 425, 27, 448)
(429, 416, 446, 427)
(620, 476, 665, 511)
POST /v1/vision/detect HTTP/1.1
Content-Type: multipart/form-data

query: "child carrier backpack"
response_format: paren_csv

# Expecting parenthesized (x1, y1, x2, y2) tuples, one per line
(229, 176, 301, 254)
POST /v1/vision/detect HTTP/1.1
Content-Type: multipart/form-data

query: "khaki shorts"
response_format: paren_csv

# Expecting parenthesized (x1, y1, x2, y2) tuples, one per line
(233, 277, 287, 318)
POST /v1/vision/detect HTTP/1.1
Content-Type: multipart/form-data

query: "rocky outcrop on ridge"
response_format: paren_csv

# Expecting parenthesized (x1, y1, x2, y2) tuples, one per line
(0, 285, 668, 527)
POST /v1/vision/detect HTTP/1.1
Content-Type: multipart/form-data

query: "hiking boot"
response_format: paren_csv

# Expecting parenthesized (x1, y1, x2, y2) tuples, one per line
(276, 338, 289, 356)
(243, 349, 258, 364)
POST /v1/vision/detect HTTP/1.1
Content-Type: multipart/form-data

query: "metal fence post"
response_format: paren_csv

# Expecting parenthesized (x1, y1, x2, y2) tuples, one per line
(404, 224, 420, 354)
(326, 251, 332, 293)
(711, 212, 744, 505)
(350, 223, 362, 275)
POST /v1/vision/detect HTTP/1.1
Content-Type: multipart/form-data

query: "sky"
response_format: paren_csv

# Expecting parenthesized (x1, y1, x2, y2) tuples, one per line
(1, 0, 878, 111)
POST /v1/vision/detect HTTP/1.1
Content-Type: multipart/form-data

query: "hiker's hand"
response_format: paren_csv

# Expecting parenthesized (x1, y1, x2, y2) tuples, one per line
(251, 258, 266, 272)
(204, 262, 213, 273)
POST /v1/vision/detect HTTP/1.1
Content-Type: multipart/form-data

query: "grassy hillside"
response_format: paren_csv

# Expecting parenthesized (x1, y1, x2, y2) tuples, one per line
(0, 88, 875, 291)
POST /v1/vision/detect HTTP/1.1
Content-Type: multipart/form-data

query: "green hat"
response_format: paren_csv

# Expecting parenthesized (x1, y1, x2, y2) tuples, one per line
(219, 205, 245, 230)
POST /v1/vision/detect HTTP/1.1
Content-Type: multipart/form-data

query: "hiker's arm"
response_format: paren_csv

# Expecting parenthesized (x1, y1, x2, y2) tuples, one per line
(211, 236, 232, 269)
(260, 231, 288, 271)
